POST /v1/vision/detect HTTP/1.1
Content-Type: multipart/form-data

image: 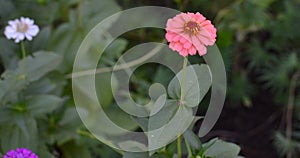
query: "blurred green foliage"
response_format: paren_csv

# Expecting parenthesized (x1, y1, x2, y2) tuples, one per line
(0, 0, 299, 157)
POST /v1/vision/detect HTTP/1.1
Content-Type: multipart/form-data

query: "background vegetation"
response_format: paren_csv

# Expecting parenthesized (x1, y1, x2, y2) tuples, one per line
(0, 0, 299, 158)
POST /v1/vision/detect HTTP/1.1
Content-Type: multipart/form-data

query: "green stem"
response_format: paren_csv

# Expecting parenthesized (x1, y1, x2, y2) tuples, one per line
(180, 57, 188, 103)
(20, 41, 26, 59)
(177, 135, 182, 158)
(177, 57, 188, 158)
(184, 136, 193, 157)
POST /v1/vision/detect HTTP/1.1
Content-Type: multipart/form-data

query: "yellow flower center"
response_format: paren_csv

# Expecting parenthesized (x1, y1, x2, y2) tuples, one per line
(184, 21, 200, 34)
(17, 22, 29, 33)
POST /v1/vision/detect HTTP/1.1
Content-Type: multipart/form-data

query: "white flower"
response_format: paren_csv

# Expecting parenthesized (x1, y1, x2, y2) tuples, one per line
(4, 17, 39, 43)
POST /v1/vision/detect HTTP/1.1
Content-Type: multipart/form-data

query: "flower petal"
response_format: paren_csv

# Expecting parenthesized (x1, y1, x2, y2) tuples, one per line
(28, 25, 39, 36)
(25, 33, 33, 40)
(197, 44, 207, 56)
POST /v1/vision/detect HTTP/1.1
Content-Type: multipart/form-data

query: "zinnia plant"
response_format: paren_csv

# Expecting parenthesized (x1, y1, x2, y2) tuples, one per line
(165, 12, 217, 158)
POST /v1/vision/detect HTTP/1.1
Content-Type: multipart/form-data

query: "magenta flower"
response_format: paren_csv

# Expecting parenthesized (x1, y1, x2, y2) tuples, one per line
(165, 12, 217, 57)
(3, 148, 38, 158)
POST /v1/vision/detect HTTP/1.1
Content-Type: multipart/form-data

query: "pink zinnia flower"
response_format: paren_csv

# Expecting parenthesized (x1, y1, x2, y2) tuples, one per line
(165, 12, 217, 57)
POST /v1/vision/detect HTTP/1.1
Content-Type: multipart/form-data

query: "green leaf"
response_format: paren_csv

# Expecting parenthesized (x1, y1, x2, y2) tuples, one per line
(18, 51, 62, 82)
(133, 116, 149, 132)
(118, 140, 148, 152)
(91, 143, 121, 158)
(203, 138, 241, 158)
(0, 125, 28, 152)
(0, 0, 15, 19)
(31, 26, 52, 51)
(14, 0, 60, 24)
(151, 154, 169, 158)
(216, 30, 234, 47)
(54, 107, 83, 145)
(148, 100, 194, 150)
(58, 0, 80, 6)
(153, 65, 175, 88)
(95, 72, 118, 109)
(101, 38, 128, 65)
(0, 108, 12, 124)
(27, 94, 64, 116)
(123, 152, 169, 158)
(36, 144, 55, 158)
(47, 23, 79, 72)
(0, 51, 62, 105)
(0, 116, 38, 153)
(59, 140, 92, 158)
(183, 129, 202, 150)
(105, 103, 139, 131)
(24, 77, 57, 95)
(59, 107, 81, 126)
(148, 100, 178, 131)
(168, 64, 212, 107)
(0, 37, 18, 69)
(251, 0, 276, 8)
(123, 152, 148, 158)
(79, 0, 121, 30)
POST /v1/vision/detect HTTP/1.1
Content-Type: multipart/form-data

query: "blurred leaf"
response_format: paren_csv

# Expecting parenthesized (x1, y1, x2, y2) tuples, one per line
(58, 0, 80, 6)
(0, 108, 12, 124)
(59, 107, 81, 126)
(274, 132, 300, 157)
(228, 72, 254, 106)
(36, 144, 55, 158)
(203, 138, 241, 158)
(118, 140, 147, 152)
(246, 39, 274, 70)
(101, 38, 128, 66)
(0, 0, 14, 19)
(79, 0, 121, 30)
(95, 72, 118, 109)
(0, 115, 38, 153)
(90, 143, 121, 158)
(27, 94, 64, 117)
(123, 152, 148, 158)
(217, 0, 269, 41)
(18, 51, 62, 82)
(105, 103, 139, 130)
(47, 23, 79, 72)
(24, 77, 57, 95)
(60, 140, 92, 158)
(153, 65, 175, 88)
(0, 51, 62, 105)
(151, 154, 169, 158)
(261, 53, 298, 95)
(216, 30, 234, 48)
(251, 0, 276, 8)
(47, 0, 122, 72)
(13, 0, 60, 24)
(31, 26, 52, 51)
(0, 38, 18, 69)
(274, 132, 289, 156)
